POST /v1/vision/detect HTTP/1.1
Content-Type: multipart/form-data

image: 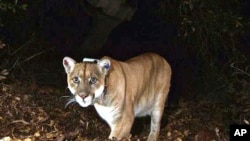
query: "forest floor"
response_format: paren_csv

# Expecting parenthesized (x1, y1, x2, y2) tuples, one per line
(0, 78, 231, 141)
(0, 45, 247, 141)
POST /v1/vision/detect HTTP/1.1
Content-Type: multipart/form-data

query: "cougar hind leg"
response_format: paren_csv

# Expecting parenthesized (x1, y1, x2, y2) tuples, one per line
(148, 91, 169, 141)
(147, 109, 162, 141)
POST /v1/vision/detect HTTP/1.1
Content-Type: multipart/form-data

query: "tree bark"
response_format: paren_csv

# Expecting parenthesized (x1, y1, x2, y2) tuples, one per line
(79, 12, 122, 56)
(79, 0, 135, 56)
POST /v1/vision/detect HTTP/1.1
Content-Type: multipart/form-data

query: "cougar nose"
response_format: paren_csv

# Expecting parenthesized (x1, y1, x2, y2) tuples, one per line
(79, 94, 88, 99)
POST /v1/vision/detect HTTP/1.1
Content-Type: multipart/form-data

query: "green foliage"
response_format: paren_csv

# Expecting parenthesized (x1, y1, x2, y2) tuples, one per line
(155, 0, 249, 94)
(177, 0, 245, 53)
(153, 0, 250, 126)
(0, 0, 27, 26)
(154, 0, 250, 125)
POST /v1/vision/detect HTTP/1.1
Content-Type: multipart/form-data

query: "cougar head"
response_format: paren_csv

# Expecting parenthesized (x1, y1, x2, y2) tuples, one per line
(63, 57, 110, 107)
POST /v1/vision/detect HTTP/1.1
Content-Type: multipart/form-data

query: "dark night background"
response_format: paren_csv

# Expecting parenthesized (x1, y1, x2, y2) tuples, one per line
(0, 0, 249, 140)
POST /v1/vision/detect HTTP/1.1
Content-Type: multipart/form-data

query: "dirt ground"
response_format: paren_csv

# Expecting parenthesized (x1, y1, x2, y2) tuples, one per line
(0, 49, 243, 141)
(0, 78, 231, 141)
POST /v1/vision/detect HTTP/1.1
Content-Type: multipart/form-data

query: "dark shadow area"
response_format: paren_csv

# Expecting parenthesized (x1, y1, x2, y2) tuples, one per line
(0, 0, 249, 140)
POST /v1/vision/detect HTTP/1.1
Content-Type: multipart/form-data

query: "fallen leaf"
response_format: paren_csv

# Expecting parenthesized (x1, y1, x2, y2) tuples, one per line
(0, 136, 12, 141)
(184, 130, 190, 136)
(23, 138, 32, 141)
(34, 131, 40, 137)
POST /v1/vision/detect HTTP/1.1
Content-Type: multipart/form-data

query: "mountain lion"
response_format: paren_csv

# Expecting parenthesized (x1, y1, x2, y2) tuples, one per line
(63, 53, 171, 141)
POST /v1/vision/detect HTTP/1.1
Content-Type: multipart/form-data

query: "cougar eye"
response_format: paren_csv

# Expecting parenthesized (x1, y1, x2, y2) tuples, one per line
(89, 77, 97, 85)
(72, 76, 80, 84)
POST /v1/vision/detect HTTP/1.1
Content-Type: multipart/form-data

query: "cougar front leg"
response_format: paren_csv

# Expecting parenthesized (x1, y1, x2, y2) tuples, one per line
(108, 115, 134, 140)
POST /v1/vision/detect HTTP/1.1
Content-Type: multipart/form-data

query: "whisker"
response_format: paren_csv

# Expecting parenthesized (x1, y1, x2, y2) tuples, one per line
(65, 97, 76, 109)
(59, 95, 71, 99)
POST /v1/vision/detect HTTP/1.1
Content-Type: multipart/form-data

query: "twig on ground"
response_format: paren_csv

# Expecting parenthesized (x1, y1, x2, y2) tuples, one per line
(8, 58, 19, 71)
(9, 119, 30, 125)
(10, 38, 35, 55)
(20, 47, 55, 64)
(230, 62, 250, 76)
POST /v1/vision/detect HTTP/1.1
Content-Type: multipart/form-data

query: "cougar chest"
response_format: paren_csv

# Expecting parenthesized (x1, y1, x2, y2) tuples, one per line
(94, 103, 119, 128)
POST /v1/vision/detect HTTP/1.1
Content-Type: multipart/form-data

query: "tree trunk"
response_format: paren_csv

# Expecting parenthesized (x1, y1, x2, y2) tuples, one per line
(79, 0, 135, 56)
(79, 12, 122, 56)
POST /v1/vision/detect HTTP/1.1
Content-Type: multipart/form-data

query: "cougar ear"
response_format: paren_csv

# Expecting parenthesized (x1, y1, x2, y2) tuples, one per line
(98, 59, 111, 74)
(63, 57, 76, 73)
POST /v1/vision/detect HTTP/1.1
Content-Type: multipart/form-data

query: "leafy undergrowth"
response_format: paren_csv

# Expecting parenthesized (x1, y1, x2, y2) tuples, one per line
(0, 78, 232, 141)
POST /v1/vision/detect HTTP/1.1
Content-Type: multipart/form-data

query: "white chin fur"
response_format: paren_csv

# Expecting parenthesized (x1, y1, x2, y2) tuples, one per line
(72, 86, 104, 107)
(94, 86, 104, 99)
(75, 95, 93, 107)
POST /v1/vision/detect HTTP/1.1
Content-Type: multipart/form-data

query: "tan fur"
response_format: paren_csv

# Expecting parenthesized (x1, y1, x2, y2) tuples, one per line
(63, 53, 171, 141)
